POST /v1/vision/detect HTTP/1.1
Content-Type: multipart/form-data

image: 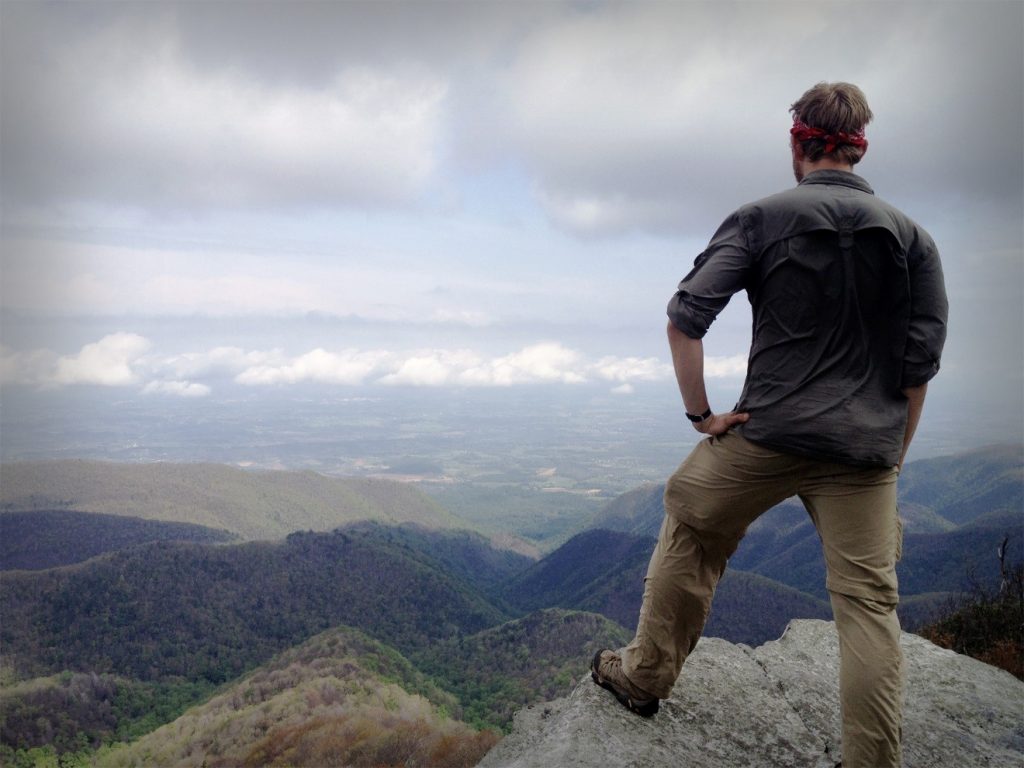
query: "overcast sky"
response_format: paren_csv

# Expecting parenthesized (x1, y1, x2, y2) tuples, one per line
(1, 1, 1021, 438)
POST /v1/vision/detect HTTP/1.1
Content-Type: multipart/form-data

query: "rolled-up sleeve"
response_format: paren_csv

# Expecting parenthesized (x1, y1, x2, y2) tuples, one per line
(667, 211, 752, 339)
(900, 232, 948, 388)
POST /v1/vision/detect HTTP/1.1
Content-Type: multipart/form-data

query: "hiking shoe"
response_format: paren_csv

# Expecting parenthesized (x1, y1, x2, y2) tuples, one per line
(590, 649, 660, 717)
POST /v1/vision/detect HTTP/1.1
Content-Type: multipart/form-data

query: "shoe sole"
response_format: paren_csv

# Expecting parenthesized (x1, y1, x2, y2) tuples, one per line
(590, 651, 660, 718)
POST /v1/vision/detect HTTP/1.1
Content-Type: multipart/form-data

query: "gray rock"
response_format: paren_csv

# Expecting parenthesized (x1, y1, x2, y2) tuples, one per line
(479, 620, 1023, 768)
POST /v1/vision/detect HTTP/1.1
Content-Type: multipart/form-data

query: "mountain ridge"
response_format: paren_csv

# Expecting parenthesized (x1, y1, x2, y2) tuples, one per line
(0, 527, 511, 685)
(0, 460, 466, 540)
(1, 509, 238, 571)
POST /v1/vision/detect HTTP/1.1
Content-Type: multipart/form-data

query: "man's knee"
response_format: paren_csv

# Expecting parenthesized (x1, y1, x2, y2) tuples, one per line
(662, 441, 742, 529)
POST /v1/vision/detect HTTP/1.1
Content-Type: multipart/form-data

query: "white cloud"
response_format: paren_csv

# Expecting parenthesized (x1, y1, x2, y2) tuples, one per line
(158, 346, 281, 379)
(379, 349, 482, 387)
(382, 355, 454, 387)
(3, 335, 747, 392)
(592, 355, 671, 383)
(0, 345, 58, 386)
(235, 348, 390, 386)
(378, 343, 634, 387)
(234, 342, 593, 388)
(464, 342, 587, 386)
(142, 380, 211, 398)
(52, 333, 151, 386)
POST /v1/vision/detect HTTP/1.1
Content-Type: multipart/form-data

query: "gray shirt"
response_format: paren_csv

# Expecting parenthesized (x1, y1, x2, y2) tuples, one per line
(667, 170, 948, 467)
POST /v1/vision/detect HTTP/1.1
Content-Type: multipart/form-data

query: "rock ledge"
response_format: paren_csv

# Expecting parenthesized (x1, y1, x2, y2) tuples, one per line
(479, 620, 1023, 768)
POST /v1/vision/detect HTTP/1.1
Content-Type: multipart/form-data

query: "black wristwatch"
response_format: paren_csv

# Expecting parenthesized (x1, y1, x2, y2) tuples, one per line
(686, 408, 712, 423)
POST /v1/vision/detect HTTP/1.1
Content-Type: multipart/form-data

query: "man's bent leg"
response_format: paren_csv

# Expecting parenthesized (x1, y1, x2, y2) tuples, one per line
(621, 510, 725, 698)
(621, 433, 800, 699)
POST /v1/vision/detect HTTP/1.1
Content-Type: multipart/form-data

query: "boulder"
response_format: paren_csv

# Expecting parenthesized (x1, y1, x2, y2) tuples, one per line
(478, 619, 1023, 767)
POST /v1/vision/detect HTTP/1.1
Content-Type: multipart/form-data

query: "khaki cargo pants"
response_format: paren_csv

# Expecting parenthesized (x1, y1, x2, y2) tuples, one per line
(621, 432, 903, 768)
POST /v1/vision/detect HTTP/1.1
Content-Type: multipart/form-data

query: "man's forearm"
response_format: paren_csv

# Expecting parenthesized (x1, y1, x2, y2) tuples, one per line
(667, 321, 710, 416)
(899, 383, 928, 470)
(666, 321, 750, 436)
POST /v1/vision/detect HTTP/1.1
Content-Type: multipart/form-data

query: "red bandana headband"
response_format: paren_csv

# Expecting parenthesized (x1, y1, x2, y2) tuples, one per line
(790, 118, 868, 154)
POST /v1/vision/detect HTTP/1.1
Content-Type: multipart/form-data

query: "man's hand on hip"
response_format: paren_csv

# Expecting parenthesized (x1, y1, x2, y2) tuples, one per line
(693, 411, 750, 436)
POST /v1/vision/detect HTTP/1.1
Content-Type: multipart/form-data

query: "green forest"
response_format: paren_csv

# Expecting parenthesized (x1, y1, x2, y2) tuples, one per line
(1, 446, 1020, 766)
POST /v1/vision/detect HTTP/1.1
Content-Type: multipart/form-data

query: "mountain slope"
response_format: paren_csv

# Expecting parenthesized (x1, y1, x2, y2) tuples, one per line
(750, 508, 1023, 601)
(341, 521, 533, 602)
(585, 482, 665, 539)
(0, 460, 464, 540)
(586, 445, 1022, 543)
(97, 625, 498, 768)
(499, 520, 1005, 643)
(1, 510, 237, 571)
(1, 527, 510, 685)
(412, 609, 631, 730)
(0, 672, 214, 759)
(896, 444, 1024, 525)
(503, 529, 832, 646)
(504, 529, 654, 613)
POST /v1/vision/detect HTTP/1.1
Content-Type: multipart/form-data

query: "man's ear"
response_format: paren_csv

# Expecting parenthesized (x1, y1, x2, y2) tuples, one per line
(790, 136, 806, 161)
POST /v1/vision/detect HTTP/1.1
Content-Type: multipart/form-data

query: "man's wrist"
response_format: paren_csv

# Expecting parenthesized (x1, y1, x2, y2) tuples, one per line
(685, 407, 713, 423)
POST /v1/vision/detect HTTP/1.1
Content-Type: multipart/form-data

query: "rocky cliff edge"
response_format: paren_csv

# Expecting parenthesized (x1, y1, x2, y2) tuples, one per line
(479, 619, 1023, 768)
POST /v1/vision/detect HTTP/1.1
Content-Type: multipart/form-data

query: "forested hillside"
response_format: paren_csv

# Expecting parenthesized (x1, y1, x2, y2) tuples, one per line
(0, 521, 618, 763)
(96, 626, 499, 768)
(0, 672, 214, 761)
(3, 626, 500, 768)
(504, 528, 832, 645)
(1, 510, 237, 571)
(585, 482, 665, 538)
(1, 527, 507, 686)
(896, 444, 1024, 525)
(412, 609, 631, 729)
(504, 529, 655, 613)
(341, 521, 532, 602)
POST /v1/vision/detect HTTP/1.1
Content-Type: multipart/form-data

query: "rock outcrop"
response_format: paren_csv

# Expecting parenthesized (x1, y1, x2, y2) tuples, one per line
(479, 620, 1023, 767)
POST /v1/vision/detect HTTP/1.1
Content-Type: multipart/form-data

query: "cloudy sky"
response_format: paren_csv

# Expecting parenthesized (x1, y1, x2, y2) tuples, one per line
(1, 1, 1021, 442)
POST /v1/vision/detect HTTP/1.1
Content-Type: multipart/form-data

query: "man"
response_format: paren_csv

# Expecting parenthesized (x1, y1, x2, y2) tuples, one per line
(591, 82, 948, 767)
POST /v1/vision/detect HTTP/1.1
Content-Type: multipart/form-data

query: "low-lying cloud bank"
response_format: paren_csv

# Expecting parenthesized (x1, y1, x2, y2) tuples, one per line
(1, 333, 749, 397)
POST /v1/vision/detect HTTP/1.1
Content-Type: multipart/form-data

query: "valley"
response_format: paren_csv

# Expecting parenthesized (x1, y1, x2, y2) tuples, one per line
(0, 443, 1021, 767)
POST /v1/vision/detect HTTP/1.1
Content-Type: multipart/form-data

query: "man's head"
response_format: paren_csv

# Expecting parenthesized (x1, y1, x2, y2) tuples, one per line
(789, 82, 873, 168)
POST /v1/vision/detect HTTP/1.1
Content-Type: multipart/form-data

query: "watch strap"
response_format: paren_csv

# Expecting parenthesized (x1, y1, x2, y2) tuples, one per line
(685, 407, 713, 423)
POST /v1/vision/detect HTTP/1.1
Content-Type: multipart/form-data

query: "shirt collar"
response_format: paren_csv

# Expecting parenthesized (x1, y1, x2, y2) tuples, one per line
(798, 169, 874, 195)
